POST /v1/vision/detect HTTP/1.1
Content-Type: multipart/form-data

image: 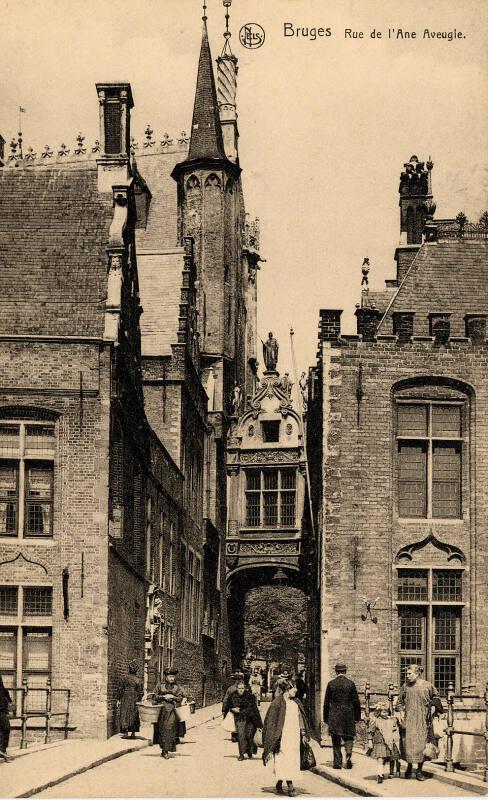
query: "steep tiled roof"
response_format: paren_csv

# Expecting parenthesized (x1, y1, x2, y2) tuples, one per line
(379, 239, 488, 337)
(135, 145, 187, 251)
(138, 249, 185, 356)
(135, 145, 189, 356)
(0, 165, 113, 337)
(186, 20, 226, 163)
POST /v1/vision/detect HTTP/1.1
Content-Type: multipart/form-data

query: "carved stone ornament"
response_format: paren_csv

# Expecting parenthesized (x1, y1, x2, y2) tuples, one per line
(286, 423, 293, 435)
(226, 542, 238, 555)
(239, 541, 299, 555)
(205, 173, 221, 188)
(240, 449, 299, 464)
(227, 523, 239, 539)
(226, 557, 238, 571)
(395, 530, 465, 564)
(186, 175, 200, 190)
(109, 254, 123, 271)
(248, 425, 255, 437)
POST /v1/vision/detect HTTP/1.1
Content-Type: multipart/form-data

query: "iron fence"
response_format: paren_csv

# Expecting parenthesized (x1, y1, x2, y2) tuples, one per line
(362, 681, 488, 782)
(10, 677, 71, 749)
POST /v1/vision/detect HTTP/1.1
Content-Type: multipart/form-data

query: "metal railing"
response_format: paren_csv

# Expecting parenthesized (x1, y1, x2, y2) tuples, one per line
(10, 678, 71, 749)
(363, 681, 488, 782)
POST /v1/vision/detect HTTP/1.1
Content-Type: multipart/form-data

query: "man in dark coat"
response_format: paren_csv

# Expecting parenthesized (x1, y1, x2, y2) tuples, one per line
(323, 662, 361, 769)
(154, 668, 186, 758)
(222, 672, 244, 743)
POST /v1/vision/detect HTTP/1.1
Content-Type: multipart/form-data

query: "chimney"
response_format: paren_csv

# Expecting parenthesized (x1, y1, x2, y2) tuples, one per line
(96, 82, 134, 192)
(355, 306, 382, 341)
(319, 310, 342, 343)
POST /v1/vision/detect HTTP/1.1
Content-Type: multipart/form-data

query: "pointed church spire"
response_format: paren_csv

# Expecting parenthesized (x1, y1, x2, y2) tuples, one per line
(187, 17, 226, 163)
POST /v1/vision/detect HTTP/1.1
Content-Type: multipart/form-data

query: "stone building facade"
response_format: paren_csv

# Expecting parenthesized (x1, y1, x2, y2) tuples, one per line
(308, 156, 488, 747)
(0, 13, 260, 739)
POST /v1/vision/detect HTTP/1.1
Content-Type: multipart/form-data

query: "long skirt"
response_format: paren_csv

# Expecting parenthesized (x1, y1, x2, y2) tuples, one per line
(274, 700, 301, 783)
(156, 703, 178, 755)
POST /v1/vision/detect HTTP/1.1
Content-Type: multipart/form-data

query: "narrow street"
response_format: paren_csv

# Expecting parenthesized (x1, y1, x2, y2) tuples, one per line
(37, 714, 353, 799)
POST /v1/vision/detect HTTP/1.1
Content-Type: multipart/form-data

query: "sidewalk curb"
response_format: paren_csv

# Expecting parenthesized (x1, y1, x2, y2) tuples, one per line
(311, 764, 377, 797)
(14, 740, 150, 799)
(13, 705, 223, 798)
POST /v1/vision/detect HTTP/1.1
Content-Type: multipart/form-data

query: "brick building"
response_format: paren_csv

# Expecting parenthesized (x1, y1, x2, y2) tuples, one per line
(0, 13, 260, 739)
(308, 156, 488, 746)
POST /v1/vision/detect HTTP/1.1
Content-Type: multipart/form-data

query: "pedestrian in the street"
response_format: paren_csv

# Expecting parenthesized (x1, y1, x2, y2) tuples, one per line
(0, 676, 12, 761)
(323, 662, 361, 770)
(117, 660, 143, 739)
(222, 671, 244, 743)
(396, 664, 444, 781)
(223, 680, 262, 761)
(249, 668, 263, 706)
(366, 702, 401, 783)
(294, 672, 307, 703)
(154, 668, 187, 759)
(263, 678, 311, 797)
(272, 671, 290, 699)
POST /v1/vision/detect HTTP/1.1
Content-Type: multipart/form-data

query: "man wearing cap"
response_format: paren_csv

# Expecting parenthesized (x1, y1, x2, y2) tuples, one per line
(323, 662, 361, 770)
(154, 668, 186, 758)
(222, 672, 244, 743)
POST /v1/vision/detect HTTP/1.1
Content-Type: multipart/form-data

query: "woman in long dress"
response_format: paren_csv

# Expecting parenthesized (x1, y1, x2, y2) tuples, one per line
(117, 661, 143, 738)
(263, 678, 311, 797)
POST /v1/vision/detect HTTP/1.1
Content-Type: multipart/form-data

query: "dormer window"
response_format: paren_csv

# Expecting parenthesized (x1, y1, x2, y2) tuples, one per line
(261, 421, 280, 443)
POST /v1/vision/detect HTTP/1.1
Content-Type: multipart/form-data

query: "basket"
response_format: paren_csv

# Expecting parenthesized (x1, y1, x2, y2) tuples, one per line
(137, 702, 163, 725)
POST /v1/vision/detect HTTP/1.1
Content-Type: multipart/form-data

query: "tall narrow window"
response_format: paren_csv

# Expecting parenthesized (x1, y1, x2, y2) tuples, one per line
(397, 568, 462, 693)
(0, 422, 55, 539)
(397, 403, 462, 519)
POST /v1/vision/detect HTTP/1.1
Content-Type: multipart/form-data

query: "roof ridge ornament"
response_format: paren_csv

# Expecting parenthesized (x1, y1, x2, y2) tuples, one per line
(221, 1, 233, 56)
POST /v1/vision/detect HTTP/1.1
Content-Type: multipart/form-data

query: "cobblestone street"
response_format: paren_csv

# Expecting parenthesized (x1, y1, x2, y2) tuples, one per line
(37, 715, 353, 799)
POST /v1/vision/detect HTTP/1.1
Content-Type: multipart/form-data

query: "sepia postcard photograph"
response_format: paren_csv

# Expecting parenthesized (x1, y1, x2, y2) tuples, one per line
(0, 0, 487, 797)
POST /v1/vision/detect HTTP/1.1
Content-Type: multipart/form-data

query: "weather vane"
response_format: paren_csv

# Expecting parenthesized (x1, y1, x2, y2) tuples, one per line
(202, 1, 207, 22)
(222, 0, 233, 54)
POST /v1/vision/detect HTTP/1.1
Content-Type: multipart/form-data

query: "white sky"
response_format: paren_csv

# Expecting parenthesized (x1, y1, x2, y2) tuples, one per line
(1, 0, 487, 376)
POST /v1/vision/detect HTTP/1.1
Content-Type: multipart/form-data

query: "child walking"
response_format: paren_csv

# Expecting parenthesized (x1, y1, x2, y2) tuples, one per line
(367, 702, 401, 783)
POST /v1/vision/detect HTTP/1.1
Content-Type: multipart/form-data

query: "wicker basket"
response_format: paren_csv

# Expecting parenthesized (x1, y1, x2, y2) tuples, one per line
(137, 702, 163, 725)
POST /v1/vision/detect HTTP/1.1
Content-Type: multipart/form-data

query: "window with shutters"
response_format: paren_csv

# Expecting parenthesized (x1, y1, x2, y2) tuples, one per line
(397, 568, 462, 694)
(397, 402, 463, 519)
(0, 421, 55, 538)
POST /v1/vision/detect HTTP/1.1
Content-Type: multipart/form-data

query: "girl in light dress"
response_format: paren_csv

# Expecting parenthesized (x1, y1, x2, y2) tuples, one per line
(367, 702, 401, 783)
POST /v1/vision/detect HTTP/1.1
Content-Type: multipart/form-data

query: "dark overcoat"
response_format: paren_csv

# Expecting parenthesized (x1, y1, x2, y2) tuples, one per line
(323, 675, 361, 738)
(263, 695, 311, 762)
(222, 689, 262, 728)
(117, 674, 143, 733)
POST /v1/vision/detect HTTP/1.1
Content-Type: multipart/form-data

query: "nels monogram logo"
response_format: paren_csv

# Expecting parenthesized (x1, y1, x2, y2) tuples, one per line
(239, 23, 265, 49)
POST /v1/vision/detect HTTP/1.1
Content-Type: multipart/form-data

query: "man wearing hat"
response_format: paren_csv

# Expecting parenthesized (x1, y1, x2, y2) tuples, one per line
(153, 668, 187, 758)
(222, 672, 244, 743)
(323, 662, 361, 770)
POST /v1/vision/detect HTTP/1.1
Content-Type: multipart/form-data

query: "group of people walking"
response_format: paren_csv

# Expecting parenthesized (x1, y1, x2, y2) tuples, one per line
(222, 671, 313, 796)
(324, 661, 444, 783)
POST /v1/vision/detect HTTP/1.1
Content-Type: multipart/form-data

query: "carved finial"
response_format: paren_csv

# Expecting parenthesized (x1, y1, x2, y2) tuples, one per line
(202, 0, 207, 22)
(178, 131, 190, 145)
(143, 125, 154, 148)
(456, 211, 467, 238)
(74, 133, 86, 155)
(8, 138, 18, 162)
(130, 136, 138, 155)
(92, 139, 101, 153)
(361, 257, 370, 287)
(41, 144, 53, 159)
(222, 0, 233, 54)
(161, 132, 173, 148)
(426, 155, 434, 171)
(24, 146, 37, 161)
(480, 211, 488, 229)
(58, 143, 70, 157)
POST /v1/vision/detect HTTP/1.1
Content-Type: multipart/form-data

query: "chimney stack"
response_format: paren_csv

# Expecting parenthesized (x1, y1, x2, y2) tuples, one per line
(96, 82, 134, 192)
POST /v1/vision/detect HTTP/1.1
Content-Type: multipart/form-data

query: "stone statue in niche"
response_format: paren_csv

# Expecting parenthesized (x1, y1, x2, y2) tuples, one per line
(262, 332, 279, 371)
(231, 382, 242, 416)
(109, 254, 123, 271)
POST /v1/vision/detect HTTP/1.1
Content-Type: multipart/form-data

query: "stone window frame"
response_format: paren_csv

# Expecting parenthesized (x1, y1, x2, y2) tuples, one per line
(0, 420, 56, 540)
(395, 565, 464, 694)
(179, 539, 202, 644)
(243, 467, 297, 529)
(0, 582, 53, 712)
